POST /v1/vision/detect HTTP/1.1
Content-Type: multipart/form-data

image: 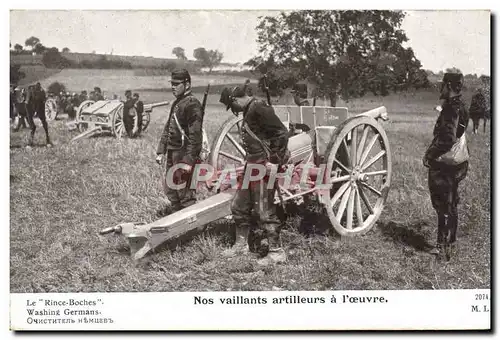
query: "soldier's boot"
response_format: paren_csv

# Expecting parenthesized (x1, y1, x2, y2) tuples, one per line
(429, 214, 446, 257)
(46, 135, 53, 148)
(26, 132, 35, 149)
(222, 225, 250, 258)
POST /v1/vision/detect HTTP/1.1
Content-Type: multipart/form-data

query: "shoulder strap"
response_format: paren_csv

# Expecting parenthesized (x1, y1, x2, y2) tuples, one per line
(241, 98, 272, 156)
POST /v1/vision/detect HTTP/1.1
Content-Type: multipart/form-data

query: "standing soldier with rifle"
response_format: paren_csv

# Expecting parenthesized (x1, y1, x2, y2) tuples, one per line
(155, 69, 205, 216)
(219, 78, 290, 265)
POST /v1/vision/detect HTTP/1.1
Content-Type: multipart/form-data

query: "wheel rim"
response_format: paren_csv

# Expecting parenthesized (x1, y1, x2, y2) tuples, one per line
(208, 115, 246, 192)
(45, 99, 58, 121)
(76, 100, 95, 133)
(112, 106, 125, 138)
(323, 116, 391, 236)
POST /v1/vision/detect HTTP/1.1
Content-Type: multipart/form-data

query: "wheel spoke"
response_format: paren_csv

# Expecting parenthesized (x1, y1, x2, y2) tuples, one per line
(330, 181, 350, 207)
(357, 126, 369, 164)
(346, 188, 355, 229)
(350, 126, 358, 167)
(359, 133, 379, 166)
(330, 174, 351, 184)
(226, 133, 246, 156)
(219, 151, 244, 164)
(364, 170, 388, 177)
(336, 186, 352, 221)
(358, 185, 374, 215)
(342, 138, 351, 167)
(361, 150, 386, 171)
(361, 181, 382, 197)
(334, 158, 351, 173)
(355, 186, 364, 228)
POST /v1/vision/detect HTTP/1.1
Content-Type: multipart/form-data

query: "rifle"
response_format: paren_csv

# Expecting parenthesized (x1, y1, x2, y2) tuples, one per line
(262, 75, 272, 106)
(202, 83, 210, 117)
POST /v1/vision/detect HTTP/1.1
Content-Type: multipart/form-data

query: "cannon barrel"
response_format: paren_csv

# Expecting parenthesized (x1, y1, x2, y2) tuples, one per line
(144, 100, 170, 112)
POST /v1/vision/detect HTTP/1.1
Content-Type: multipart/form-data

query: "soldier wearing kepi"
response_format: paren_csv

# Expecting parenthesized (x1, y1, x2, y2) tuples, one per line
(219, 83, 289, 265)
(423, 72, 469, 261)
(156, 69, 204, 216)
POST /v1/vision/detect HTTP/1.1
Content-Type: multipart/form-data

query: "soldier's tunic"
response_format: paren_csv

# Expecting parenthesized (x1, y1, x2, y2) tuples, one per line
(135, 100, 144, 134)
(123, 98, 137, 137)
(156, 90, 203, 211)
(424, 94, 469, 245)
(231, 98, 289, 253)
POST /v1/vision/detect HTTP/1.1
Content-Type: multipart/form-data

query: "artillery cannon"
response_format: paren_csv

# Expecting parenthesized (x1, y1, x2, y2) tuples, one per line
(71, 99, 169, 142)
(100, 103, 391, 261)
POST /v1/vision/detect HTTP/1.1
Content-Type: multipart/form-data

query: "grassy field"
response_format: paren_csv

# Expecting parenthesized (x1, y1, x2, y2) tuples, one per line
(33, 68, 255, 97)
(10, 88, 490, 293)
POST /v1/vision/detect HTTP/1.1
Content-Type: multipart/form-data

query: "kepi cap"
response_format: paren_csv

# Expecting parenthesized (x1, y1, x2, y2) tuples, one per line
(171, 69, 191, 83)
(442, 72, 463, 84)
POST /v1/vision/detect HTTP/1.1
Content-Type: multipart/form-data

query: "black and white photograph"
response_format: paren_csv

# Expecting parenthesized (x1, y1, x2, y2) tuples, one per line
(8, 7, 491, 331)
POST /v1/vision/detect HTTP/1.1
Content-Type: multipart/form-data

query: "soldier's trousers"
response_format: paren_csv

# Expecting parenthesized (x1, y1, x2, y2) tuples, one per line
(26, 107, 50, 144)
(231, 177, 282, 254)
(163, 149, 196, 212)
(428, 161, 468, 245)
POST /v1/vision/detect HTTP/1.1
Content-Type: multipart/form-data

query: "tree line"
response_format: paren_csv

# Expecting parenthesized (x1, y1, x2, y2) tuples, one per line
(242, 10, 488, 105)
(11, 36, 225, 73)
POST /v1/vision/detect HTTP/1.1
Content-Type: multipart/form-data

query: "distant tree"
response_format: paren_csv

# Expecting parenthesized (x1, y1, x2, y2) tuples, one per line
(25, 36, 40, 51)
(62, 47, 70, 53)
(172, 47, 187, 60)
(193, 47, 223, 73)
(14, 44, 23, 53)
(48, 81, 66, 95)
(33, 43, 46, 55)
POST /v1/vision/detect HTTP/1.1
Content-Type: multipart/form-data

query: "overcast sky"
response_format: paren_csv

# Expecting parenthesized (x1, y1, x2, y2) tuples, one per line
(9, 9, 491, 75)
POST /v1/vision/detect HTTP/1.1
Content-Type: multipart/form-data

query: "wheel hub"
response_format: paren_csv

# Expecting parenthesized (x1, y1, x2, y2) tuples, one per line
(350, 166, 367, 182)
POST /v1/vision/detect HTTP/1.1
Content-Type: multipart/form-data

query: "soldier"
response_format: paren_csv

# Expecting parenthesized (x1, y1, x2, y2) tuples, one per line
(218, 84, 290, 265)
(423, 72, 469, 261)
(133, 93, 144, 134)
(155, 69, 204, 216)
(94, 87, 104, 101)
(10, 85, 16, 122)
(122, 90, 139, 138)
(13, 86, 28, 131)
(24, 83, 52, 147)
(469, 88, 487, 134)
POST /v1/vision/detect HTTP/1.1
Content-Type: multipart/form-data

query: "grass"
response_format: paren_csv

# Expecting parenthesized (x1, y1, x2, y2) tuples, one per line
(35, 68, 255, 98)
(10, 88, 490, 293)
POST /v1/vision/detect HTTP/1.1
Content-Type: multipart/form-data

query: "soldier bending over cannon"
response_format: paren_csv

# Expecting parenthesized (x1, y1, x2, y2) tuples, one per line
(423, 72, 469, 261)
(219, 84, 290, 265)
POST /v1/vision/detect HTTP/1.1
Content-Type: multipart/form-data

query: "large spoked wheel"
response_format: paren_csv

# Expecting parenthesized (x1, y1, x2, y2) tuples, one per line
(142, 111, 151, 132)
(208, 114, 246, 193)
(322, 115, 392, 236)
(111, 104, 125, 138)
(76, 100, 95, 133)
(45, 98, 58, 121)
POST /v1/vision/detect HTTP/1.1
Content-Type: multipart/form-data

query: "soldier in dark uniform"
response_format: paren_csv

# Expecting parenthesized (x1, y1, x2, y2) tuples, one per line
(423, 73, 469, 261)
(156, 69, 204, 215)
(469, 88, 487, 134)
(122, 90, 139, 138)
(13, 86, 28, 131)
(24, 83, 52, 147)
(219, 84, 289, 265)
(133, 93, 144, 134)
